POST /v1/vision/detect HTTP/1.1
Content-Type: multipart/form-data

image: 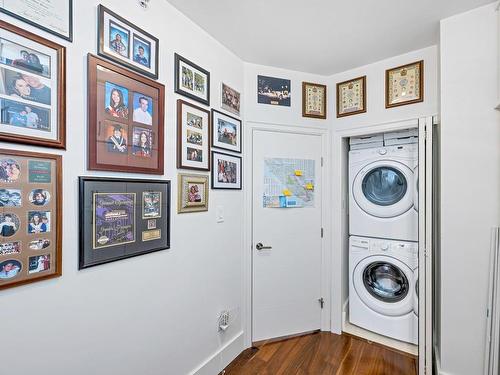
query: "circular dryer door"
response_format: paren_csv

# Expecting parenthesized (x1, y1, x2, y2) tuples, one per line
(353, 160, 414, 218)
(353, 255, 414, 316)
(414, 165, 419, 212)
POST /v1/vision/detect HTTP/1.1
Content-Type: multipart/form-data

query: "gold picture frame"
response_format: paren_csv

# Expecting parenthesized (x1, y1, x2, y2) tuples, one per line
(336, 76, 366, 118)
(178, 174, 209, 213)
(302, 82, 327, 119)
(386, 61, 424, 108)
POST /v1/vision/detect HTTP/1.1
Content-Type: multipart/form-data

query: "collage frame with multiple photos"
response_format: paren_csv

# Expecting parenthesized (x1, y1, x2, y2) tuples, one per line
(0, 20, 66, 149)
(97, 5, 159, 79)
(87, 54, 165, 175)
(79, 176, 171, 269)
(0, 148, 62, 290)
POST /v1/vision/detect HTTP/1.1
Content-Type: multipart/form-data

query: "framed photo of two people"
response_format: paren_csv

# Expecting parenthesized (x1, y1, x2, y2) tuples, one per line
(87, 54, 165, 175)
(0, 21, 66, 149)
(98, 5, 159, 79)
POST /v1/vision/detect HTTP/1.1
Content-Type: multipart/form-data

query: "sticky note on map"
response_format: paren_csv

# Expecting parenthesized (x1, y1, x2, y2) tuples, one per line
(305, 183, 314, 190)
(282, 189, 292, 196)
(294, 170, 303, 176)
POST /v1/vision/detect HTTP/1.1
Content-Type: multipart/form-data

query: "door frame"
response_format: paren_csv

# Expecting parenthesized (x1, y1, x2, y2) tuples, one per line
(243, 121, 331, 347)
(331, 116, 436, 375)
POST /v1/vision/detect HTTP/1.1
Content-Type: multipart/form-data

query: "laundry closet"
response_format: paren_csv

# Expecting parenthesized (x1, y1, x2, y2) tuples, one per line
(332, 117, 438, 371)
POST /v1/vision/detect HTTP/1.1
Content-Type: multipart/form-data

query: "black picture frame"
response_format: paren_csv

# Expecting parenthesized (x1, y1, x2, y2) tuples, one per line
(174, 53, 210, 106)
(79, 176, 171, 269)
(0, 1, 73, 42)
(97, 5, 159, 79)
(211, 109, 242, 154)
(211, 151, 242, 190)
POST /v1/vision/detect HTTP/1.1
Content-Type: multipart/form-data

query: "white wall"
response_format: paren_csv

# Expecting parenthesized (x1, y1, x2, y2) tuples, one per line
(329, 45, 439, 131)
(0, 1, 245, 374)
(439, 3, 500, 375)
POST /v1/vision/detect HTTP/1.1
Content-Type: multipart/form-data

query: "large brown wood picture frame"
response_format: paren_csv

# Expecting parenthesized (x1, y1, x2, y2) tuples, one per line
(385, 60, 424, 108)
(0, 149, 62, 290)
(87, 54, 165, 175)
(336, 76, 366, 118)
(0, 20, 66, 149)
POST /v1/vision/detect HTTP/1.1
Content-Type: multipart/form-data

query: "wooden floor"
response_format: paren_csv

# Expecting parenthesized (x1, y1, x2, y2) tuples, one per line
(223, 332, 417, 375)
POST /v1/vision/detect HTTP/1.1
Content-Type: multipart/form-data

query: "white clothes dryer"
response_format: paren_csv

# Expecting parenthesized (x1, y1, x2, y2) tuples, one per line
(349, 235, 418, 344)
(349, 144, 418, 241)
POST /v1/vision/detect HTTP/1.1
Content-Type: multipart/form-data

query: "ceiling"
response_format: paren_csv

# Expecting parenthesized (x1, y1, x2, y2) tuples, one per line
(166, 0, 494, 75)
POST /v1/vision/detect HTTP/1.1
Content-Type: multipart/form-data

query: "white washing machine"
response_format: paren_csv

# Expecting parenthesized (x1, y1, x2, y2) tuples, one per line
(349, 144, 418, 241)
(349, 235, 418, 344)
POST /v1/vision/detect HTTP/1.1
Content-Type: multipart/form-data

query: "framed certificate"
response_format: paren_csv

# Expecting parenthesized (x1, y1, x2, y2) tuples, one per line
(302, 81, 327, 119)
(0, 0, 73, 42)
(336, 76, 366, 118)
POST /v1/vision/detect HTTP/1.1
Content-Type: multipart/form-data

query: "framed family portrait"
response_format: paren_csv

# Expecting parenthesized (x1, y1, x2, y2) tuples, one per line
(87, 54, 165, 175)
(212, 151, 242, 190)
(0, 21, 66, 149)
(98, 5, 159, 79)
(337, 76, 366, 117)
(178, 173, 209, 213)
(177, 99, 210, 171)
(0, 148, 62, 290)
(302, 82, 327, 119)
(174, 53, 210, 106)
(0, 0, 73, 42)
(258, 75, 291, 106)
(221, 82, 240, 116)
(386, 61, 424, 108)
(79, 177, 170, 269)
(211, 109, 241, 154)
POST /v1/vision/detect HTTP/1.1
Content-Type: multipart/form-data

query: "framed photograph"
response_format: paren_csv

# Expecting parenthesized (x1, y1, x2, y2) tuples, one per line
(386, 61, 424, 108)
(336, 76, 366, 118)
(178, 173, 209, 213)
(211, 151, 242, 190)
(98, 5, 159, 79)
(257, 75, 291, 106)
(87, 54, 165, 174)
(0, 1, 73, 42)
(0, 148, 62, 290)
(174, 53, 210, 106)
(211, 109, 241, 153)
(302, 82, 327, 119)
(177, 99, 210, 171)
(0, 21, 66, 149)
(79, 177, 170, 269)
(221, 82, 240, 116)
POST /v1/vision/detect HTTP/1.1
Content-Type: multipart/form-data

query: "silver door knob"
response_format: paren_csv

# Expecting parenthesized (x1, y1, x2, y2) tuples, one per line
(256, 242, 272, 250)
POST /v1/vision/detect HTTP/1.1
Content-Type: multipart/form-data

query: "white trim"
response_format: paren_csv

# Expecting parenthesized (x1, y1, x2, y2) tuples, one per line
(331, 117, 421, 334)
(189, 331, 245, 375)
(242, 121, 331, 348)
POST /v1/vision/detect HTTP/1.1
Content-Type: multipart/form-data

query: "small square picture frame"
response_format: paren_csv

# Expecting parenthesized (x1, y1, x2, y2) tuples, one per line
(178, 173, 209, 213)
(211, 151, 242, 190)
(386, 60, 424, 108)
(336, 76, 366, 118)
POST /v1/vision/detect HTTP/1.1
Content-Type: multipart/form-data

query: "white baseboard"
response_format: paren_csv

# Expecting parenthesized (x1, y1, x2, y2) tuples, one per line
(189, 331, 245, 375)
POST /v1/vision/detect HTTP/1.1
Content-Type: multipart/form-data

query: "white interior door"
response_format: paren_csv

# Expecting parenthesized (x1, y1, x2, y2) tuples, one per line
(252, 129, 323, 342)
(418, 117, 435, 375)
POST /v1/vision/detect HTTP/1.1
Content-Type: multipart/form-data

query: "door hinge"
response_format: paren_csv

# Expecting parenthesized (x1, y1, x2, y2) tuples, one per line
(318, 297, 324, 309)
(321, 157, 324, 167)
(321, 228, 324, 238)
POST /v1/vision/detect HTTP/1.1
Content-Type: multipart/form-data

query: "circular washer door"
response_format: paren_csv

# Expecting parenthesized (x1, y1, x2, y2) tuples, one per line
(414, 165, 419, 212)
(353, 255, 414, 316)
(353, 160, 414, 218)
(414, 269, 419, 316)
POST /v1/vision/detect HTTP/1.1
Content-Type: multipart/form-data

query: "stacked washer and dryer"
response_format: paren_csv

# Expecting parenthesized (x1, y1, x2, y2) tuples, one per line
(348, 129, 419, 345)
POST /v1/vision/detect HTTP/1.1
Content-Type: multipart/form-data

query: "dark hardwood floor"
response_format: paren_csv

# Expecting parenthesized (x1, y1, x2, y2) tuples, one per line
(223, 332, 417, 375)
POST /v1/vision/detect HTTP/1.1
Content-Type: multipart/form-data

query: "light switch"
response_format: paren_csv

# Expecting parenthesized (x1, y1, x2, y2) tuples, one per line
(216, 206, 224, 223)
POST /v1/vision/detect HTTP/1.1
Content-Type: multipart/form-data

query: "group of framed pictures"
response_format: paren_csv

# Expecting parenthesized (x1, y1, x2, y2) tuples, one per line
(256, 60, 424, 120)
(336, 60, 424, 117)
(174, 54, 243, 215)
